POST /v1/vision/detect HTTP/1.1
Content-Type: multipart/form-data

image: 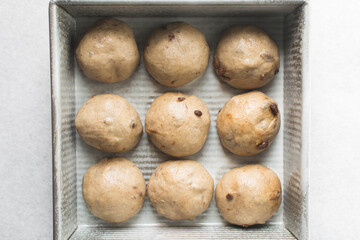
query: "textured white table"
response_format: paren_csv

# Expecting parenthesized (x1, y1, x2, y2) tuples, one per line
(0, 1, 359, 239)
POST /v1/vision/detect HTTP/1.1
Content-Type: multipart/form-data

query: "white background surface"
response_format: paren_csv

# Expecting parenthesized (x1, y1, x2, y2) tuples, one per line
(0, 0, 360, 239)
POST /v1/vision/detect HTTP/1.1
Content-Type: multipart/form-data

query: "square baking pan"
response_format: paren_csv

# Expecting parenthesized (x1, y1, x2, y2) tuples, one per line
(49, 0, 309, 239)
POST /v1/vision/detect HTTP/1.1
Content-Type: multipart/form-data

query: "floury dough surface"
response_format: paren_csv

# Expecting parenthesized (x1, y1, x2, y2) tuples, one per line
(213, 25, 280, 89)
(147, 160, 214, 220)
(144, 22, 210, 87)
(145, 92, 210, 157)
(215, 164, 282, 227)
(76, 18, 140, 83)
(75, 94, 143, 153)
(82, 157, 146, 223)
(217, 91, 280, 156)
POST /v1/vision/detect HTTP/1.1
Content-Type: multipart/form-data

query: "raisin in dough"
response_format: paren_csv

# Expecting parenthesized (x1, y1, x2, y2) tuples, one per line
(145, 92, 210, 157)
(213, 25, 280, 89)
(217, 91, 280, 156)
(215, 164, 281, 227)
(144, 22, 210, 87)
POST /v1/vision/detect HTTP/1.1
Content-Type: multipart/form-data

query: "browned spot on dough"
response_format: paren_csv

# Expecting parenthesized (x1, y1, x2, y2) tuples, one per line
(217, 66, 226, 75)
(213, 57, 219, 68)
(257, 141, 268, 149)
(177, 97, 185, 102)
(139, 192, 143, 197)
(131, 122, 136, 128)
(218, 108, 222, 114)
(226, 193, 233, 200)
(194, 110, 202, 117)
(168, 33, 175, 41)
(133, 186, 137, 189)
(214, 58, 230, 79)
(171, 80, 176, 85)
(146, 129, 159, 135)
(260, 51, 274, 61)
(270, 103, 279, 116)
(172, 141, 176, 145)
(221, 74, 231, 81)
(214, 58, 226, 75)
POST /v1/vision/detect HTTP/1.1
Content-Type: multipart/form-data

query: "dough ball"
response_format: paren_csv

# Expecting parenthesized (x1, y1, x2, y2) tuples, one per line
(147, 160, 214, 220)
(217, 91, 280, 156)
(145, 92, 210, 157)
(82, 157, 146, 223)
(215, 164, 282, 227)
(76, 18, 140, 83)
(75, 94, 142, 153)
(144, 22, 210, 87)
(213, 25, 280, 89)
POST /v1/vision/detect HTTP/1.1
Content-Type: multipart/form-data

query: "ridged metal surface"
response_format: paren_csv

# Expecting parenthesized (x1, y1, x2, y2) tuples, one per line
(283, 4, 308, 240)
(50, 3, 77, 240)
(57, 1, 301, 18)
(71, 225, 295, 239)
(50, 1, 307, 239)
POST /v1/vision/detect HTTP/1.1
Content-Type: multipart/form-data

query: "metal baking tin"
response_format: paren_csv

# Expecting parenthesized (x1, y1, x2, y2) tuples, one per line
(50, 1, 309, 239)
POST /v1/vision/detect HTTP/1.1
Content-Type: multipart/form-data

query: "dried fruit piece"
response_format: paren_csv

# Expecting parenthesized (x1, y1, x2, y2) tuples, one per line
(226, 193, 233, 200)
(270, 103, 279, 116)
(168, 33, 175, 41)
(194, 110, 202, 117)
